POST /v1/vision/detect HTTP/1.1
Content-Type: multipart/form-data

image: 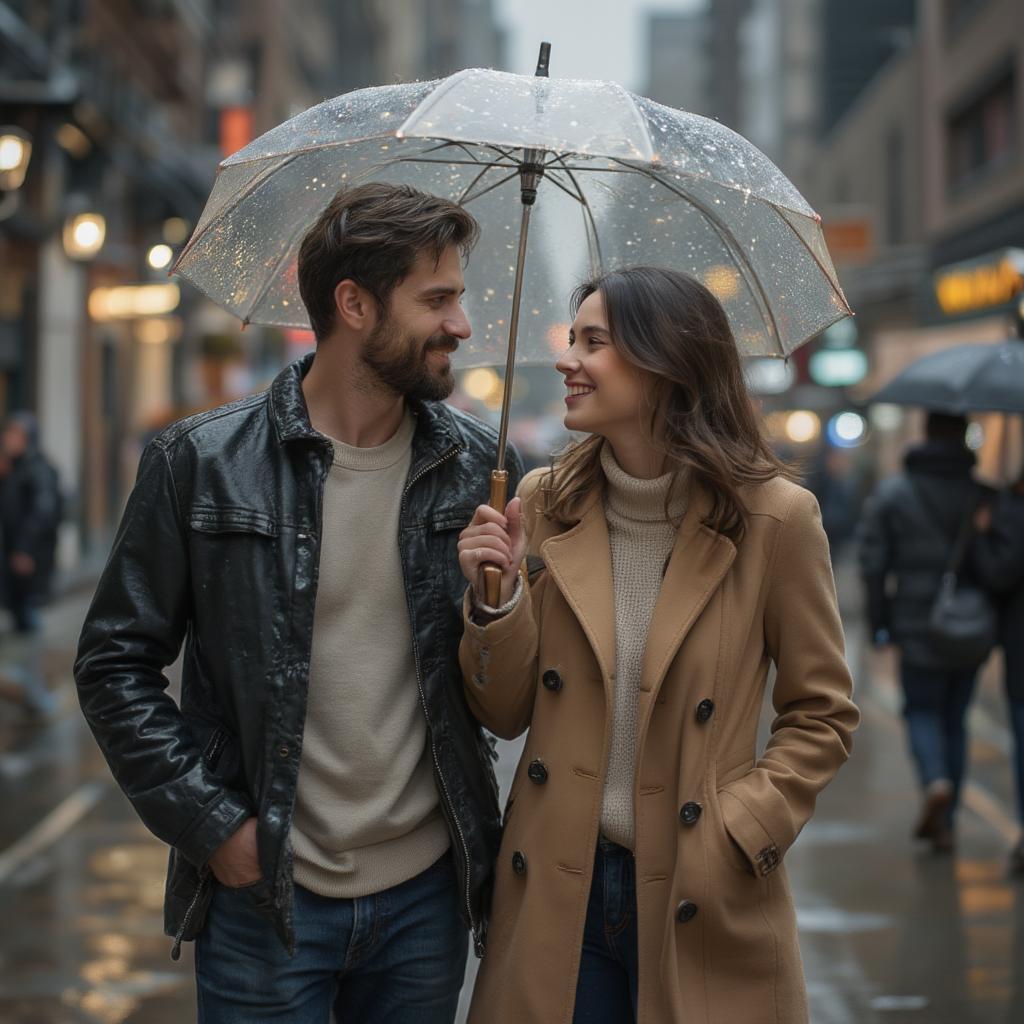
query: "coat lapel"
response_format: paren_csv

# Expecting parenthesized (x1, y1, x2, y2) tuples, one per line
(540, 496, 617, 694)
(640, 489, 736, 699)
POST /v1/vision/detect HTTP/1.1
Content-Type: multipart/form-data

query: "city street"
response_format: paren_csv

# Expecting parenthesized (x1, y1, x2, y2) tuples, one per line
(0, 563, 1021, 1024)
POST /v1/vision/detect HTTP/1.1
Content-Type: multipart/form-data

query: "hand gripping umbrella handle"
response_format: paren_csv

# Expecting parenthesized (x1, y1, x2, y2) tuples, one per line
(483, 470, 510, 606)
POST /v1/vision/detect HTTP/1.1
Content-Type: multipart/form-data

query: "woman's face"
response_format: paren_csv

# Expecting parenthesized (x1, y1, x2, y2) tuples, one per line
(556, 290, 649, 439)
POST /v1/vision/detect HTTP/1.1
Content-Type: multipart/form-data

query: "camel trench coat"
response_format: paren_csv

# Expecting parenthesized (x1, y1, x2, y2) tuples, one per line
(459, 468, 859, 1024)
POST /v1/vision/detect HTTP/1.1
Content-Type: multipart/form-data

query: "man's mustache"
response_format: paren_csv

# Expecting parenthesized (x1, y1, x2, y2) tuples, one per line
(425, 336, 460, 355)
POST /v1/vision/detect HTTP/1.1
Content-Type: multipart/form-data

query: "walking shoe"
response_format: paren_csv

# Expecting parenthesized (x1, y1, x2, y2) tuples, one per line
(1010, 839, 1024, 878)
(913, 779, 953, 851)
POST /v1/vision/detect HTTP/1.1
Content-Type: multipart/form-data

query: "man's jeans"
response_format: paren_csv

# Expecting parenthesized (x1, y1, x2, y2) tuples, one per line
(195, 851, 467, 1023)
(900, 663, 978, 815)
(572, 837, 639, 1023)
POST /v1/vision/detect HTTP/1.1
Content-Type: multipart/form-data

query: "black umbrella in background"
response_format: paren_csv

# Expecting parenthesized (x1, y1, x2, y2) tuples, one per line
(869, 337, 1024, 415)
(870, 302, 1024, 482)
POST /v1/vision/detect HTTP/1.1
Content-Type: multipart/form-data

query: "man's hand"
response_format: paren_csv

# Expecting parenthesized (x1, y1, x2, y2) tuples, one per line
(10, 552, 34, 576)
(207, 817, 262, 887)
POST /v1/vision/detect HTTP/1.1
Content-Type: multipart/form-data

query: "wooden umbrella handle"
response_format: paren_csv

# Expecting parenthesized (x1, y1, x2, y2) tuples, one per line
(483, 469, 510, 606)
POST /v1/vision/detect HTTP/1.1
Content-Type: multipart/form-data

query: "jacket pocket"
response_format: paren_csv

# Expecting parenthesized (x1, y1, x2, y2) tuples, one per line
(189, 506, 278, 537)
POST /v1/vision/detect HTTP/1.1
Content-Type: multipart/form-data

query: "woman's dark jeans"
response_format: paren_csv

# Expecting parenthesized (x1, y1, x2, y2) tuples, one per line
(900, 663, 978, 817)
(572, 837, 639, 1023)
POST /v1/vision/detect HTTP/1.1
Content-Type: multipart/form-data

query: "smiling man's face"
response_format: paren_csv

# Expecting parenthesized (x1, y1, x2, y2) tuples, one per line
(359, 244, 471, 401)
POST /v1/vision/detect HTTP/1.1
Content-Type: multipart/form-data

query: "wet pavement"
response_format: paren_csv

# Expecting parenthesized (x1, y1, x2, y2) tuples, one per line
(0, 561, 1021, 1023)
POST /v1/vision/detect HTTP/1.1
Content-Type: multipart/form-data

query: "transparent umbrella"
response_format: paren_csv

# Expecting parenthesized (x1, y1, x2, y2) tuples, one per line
(174, 45, 851, 600)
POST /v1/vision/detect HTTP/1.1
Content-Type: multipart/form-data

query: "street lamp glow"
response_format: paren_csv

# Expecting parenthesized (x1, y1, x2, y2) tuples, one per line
(784, 410, 820, 444)
(462, 367, 501, 401)
(828, 411, 867, 448)
(63, 212, 106, 260)
(0, 129, 32, 190)
(147, 243, 173, 270)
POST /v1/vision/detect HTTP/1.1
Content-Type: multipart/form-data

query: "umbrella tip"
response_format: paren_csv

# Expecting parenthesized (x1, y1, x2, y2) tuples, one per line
(535, 42, 551, 78)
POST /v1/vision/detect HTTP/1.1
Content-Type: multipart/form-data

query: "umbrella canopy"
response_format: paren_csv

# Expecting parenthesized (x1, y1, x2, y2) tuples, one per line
(870, 340, 1024, 414)
(174, 66, 851, 364)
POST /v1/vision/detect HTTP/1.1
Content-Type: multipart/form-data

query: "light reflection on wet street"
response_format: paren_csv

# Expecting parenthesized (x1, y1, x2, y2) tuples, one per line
(1, 564, 1022, 1023)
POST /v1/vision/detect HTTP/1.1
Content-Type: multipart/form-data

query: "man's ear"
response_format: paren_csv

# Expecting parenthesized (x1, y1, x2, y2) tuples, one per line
(334, 279, 375, 331)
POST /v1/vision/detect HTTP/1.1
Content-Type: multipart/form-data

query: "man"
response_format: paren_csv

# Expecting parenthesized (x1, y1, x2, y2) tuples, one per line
(0, 413, 61, 718)
(858, 412, 986, 853)
(75, 182, 523, 1021)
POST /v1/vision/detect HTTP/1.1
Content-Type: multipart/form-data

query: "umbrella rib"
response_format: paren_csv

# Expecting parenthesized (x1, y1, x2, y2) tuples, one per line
(549, 158, 605, 273)
(613, 158, 784, 352)
(456, 161, 502, 205)
(173, 153, 304, 271)
(394, 156, 519, 169)
(458, 167, 524, 206)
(539, 169, 587, 205)
(770, 207, 853, 317)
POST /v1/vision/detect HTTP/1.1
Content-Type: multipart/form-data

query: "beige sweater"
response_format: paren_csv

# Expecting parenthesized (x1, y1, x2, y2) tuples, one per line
(599, 443, 685, 849)
(290, 410, 449, 898)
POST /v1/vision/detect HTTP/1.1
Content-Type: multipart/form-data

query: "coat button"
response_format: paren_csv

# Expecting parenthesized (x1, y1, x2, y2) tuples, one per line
(676, 899, 698, 923)
(679, 801, 703, 825)
(695, 699, 715, 723)
(512, 850, 527, 875)
(278, 745, 290, 759)
(542, 669, 563, 692)
(527, 759, 549, 784)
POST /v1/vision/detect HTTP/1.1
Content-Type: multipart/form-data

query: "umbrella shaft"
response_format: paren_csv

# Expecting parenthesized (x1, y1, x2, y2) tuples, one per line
(495, 201, 534, 471)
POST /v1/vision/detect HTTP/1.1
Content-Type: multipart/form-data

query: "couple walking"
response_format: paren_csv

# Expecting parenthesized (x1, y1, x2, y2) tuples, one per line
(75, 183, 858, 1023)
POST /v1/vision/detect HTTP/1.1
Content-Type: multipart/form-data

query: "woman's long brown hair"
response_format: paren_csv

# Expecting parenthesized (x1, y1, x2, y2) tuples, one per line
(542, 266, 791, 543)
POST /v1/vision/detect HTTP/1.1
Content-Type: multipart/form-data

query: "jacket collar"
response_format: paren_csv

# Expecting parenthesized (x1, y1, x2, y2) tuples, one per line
(540, 482, 735, 705)
(641, 487, 736, 699)
(269, 352, 464, 468)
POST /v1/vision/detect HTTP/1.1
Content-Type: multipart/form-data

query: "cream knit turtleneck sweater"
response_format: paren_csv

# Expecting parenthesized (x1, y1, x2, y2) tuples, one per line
(599, 442, 686, 850)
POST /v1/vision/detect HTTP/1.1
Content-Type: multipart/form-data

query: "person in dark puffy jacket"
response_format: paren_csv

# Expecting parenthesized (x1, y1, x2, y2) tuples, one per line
(0, 412, 61, 717)
(858, 412, 990, 852)
(972, 476, 1024, 875)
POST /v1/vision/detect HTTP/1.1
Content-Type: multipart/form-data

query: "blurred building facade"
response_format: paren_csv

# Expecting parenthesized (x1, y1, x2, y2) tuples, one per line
(0, 0, 506, 575)
(806, 0, 1024, 479)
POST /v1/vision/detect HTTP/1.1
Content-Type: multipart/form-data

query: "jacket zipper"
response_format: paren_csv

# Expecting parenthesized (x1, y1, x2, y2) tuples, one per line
(170, 867, 210, 961)
(169, 728, 227, 960)
(401, 445, 485, 957)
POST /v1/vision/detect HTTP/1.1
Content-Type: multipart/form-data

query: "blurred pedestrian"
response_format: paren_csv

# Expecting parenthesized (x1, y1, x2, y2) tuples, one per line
(971, 474, 1024, 876)
(75, 183, 523, 1022)
(0, 412, 61, 718)
(858, 412, 991, 852)
(806, 447, 859, 561)
(457, 267, 859, 1024)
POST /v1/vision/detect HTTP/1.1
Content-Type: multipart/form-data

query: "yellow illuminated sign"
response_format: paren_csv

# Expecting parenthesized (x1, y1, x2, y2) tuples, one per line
(934, 250, 1024, 317)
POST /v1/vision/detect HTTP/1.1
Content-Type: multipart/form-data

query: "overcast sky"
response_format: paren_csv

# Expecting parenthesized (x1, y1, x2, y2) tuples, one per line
(493, 0, 704, 91)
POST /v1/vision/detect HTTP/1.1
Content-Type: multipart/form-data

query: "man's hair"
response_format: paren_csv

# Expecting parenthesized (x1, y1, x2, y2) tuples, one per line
(297, 182, 479, 341)
(925, 411, 968, 445)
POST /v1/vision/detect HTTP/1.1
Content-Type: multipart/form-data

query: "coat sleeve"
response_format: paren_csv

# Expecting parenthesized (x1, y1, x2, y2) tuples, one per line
(459, 468, 546, 740)
(971, 493, 1024, 595)
(718, 487, 859, 877)
(856, 485, 893, 637)
(73, 441, 253, 867)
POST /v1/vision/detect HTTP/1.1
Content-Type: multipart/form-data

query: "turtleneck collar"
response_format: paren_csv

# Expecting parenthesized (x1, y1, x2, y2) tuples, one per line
(600, 441, 686, 523)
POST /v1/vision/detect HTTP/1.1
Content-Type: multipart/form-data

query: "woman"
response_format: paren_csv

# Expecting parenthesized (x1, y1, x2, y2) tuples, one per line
(457, 267, 859, 1023)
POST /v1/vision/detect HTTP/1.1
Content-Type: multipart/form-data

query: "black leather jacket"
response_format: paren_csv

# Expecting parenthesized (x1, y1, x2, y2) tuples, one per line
(74, 354, 522, 958)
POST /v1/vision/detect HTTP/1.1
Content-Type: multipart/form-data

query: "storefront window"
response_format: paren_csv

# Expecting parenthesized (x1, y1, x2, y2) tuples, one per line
(947, 67, 1015, 191)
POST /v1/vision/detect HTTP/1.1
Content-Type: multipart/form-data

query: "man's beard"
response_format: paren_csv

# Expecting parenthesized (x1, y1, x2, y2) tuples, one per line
(360, 314, 457, 402)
